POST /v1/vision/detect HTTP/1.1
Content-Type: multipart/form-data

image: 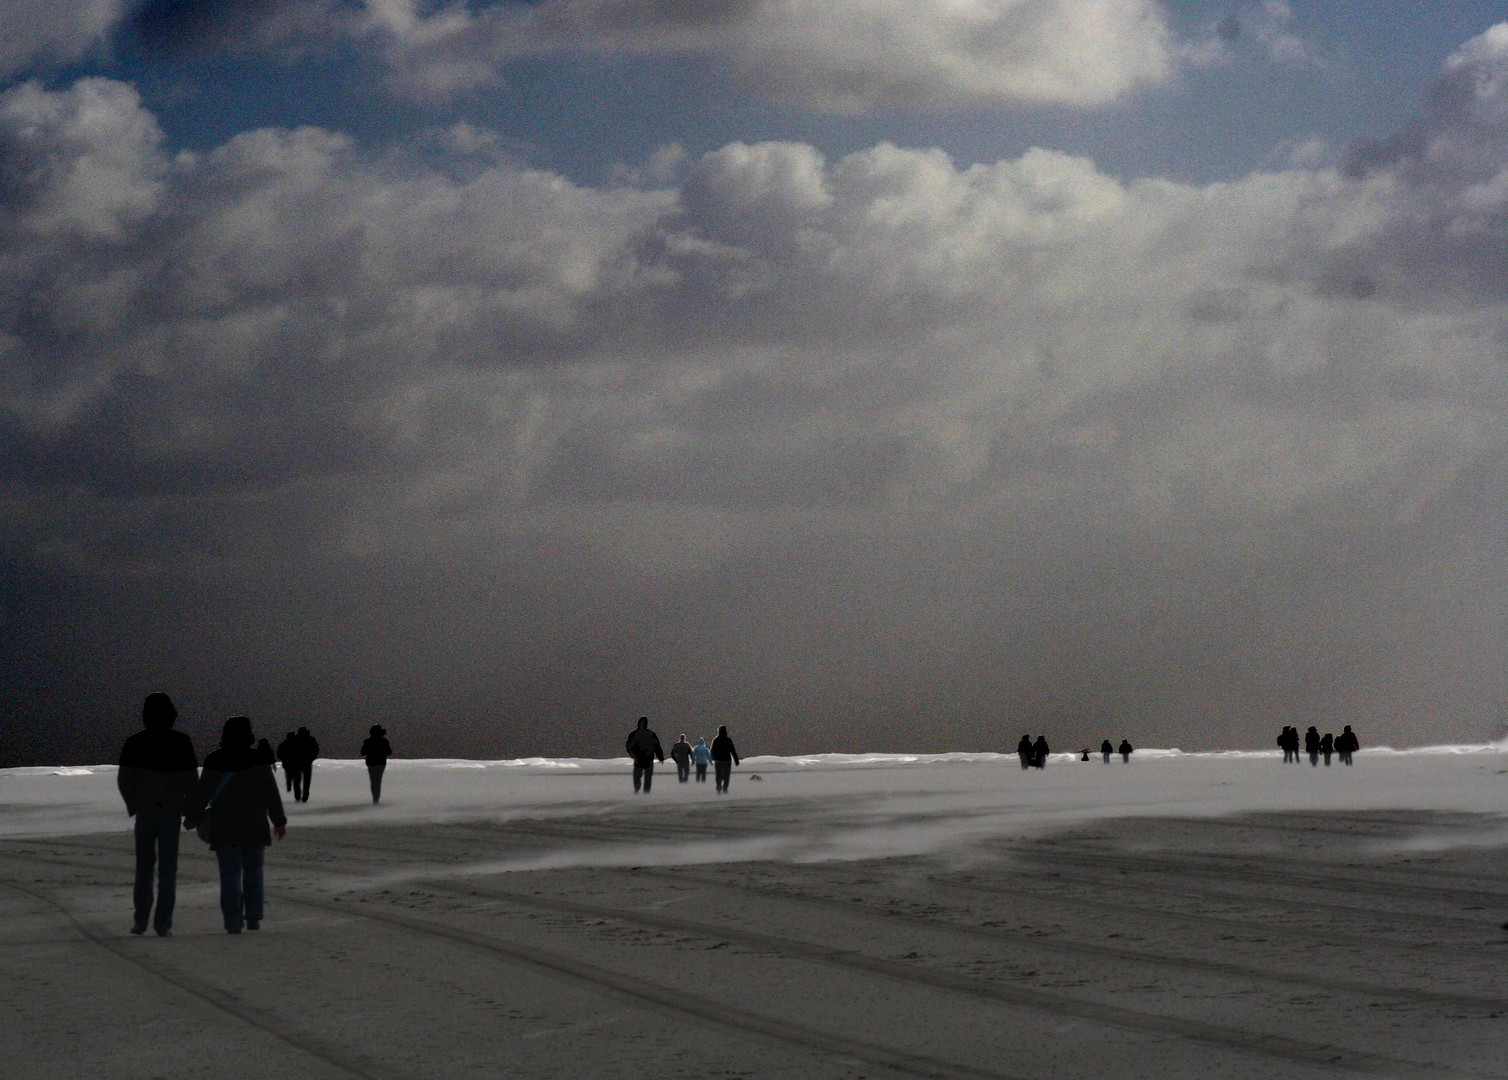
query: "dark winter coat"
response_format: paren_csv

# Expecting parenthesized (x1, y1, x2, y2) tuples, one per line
(669, 740, 693, 764)
(361, 735, 392, 766)
(118, 726, 199, 817)
(187, 746, 287, 850)
(625, 726, 664, 764)
(710, 734, 739, 764)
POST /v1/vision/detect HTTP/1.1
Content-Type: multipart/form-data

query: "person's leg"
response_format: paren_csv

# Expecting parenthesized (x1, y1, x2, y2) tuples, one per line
(715, 761, 730, 792)
(132, 814, 157, 932)
(154, 810, 181, 934)
(284, 765, 294, 793)
(302, 764, 312, 802)
(678, 761, 689, 782)
(242, 847, 266, 927)
(633, 761, 644, 792)
(642, 760, 654, 792)
(216, 848, 245, 932)
(695, 763, 706, 782)
(369, 763, 385, 803)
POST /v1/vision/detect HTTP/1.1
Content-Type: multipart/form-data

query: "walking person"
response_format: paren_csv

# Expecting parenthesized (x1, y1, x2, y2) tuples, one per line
(117, 692, 199, 936)
(275, 731, 297, 793)
(1320, 732, 1334, 766)
(185, 716, 287, 934)
(1336, 725, 1359, 766)
(361, 725, 392, 804)
(1118, 739, 1133, 763)
(1032, 734, 1050, 769)
(1016, 735, 1034, 770)
(711, 725, 740, 794)
(1101, 739, 1113, 764)
(670, 733, 693, 783)
(691, 737, 711, 782)
(1304, 726, 1321, 767)
(625, 717, 664, 793)
(292, 726, 319, 803)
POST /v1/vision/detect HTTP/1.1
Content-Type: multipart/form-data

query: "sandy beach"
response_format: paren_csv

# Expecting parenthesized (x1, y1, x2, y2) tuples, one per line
(3, 755, 1507, 1079)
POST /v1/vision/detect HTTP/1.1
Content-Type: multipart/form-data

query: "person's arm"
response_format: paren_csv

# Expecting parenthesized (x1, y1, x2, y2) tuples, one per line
(731, 741, 739, 766)
(260, 764, 288, 839)
(184, 767, 218, 830)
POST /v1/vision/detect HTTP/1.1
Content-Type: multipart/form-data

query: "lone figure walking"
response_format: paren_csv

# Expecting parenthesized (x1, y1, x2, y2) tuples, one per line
(361, 725, 392, 804)
(711, 725, 741, 794)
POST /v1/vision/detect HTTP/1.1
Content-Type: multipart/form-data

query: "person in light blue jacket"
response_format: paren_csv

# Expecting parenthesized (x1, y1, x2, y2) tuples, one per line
(691, 738, 711, 783)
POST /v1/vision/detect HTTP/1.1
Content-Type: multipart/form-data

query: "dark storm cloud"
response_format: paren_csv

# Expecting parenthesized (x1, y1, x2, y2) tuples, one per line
(6, 26, 1508, 763)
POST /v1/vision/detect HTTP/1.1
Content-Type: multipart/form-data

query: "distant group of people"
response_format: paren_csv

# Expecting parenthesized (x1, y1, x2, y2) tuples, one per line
(626, 718, 740, 793)
(118, 693, 394, 937)
(274, 728, 319, 802)
(1278, 725, 1358, 766)
(1082, 739, 1133, 763)
(1016, 734, 1050, 769)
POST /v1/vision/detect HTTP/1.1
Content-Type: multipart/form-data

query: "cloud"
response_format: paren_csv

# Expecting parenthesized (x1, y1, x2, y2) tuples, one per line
(0, 0, 129, 77)
(5, 28, 1508, 755)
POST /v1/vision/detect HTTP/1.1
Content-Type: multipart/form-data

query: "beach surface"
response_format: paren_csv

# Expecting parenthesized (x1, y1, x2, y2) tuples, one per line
(2, 750, 1507, 1078)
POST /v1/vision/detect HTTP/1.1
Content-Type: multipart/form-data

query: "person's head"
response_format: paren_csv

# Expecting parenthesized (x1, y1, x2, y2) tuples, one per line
(679, 732, 687, 741)
(718, 725, 727, 735)
(221, 715, 254, 749)
(371, 725, 386, 736)
(637, 716, 648, 728)
(297, 726, 309, 736)
(695, 737, 705, 745)
(142, 692, 177, 731)
(285, 731, 294, 739)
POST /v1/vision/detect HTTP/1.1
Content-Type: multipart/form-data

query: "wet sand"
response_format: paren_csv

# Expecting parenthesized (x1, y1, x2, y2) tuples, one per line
(2, 808, 1506, 1079)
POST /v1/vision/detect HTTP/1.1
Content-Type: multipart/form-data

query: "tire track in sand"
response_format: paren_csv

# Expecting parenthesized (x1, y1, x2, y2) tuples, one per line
(0, 869, 411, 1080)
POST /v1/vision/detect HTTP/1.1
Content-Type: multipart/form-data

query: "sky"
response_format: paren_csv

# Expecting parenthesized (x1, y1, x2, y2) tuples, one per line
(3, 1, 1508, 766)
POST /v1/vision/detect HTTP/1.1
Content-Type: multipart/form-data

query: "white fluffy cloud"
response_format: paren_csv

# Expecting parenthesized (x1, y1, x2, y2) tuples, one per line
(352, 0, 1177, 107)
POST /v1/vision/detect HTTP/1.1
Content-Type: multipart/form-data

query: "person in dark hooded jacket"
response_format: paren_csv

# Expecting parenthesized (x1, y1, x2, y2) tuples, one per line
(275, 731, 297, 792)
(290, 726, 319, 803)
(185, 715, 287, 933)
(118, 692, 198, 936)
(710, 725, 740, 793)
(1016, 735, 1033, 770)
(625, 717, 664, 793)
(360, 725, 392, 804)
(1304, 726, 1321, 766)
(1118, 739, 1133, 763)
(669, 734, 693, 782)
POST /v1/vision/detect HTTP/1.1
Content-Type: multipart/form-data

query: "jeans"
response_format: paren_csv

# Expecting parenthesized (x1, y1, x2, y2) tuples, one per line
(632, 759, 655, 792)
(133, 809, 182, 932)
(293, 765, 313, 802)
(695, 763, 707, 782)
(714, 761, 732, 793)
(215, 846, 266, 932)
(675, 760, 690, 782)
(367, 763, 386, 803)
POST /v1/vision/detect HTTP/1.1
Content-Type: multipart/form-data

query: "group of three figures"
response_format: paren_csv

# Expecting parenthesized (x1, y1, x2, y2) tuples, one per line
(626, 717, 740, 793)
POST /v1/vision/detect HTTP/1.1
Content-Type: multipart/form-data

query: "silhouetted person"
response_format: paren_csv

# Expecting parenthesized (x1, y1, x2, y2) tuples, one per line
(692, 737, 711, 782)
(1016, 735, 1033, 770)
(256, 737, 275, 767)
(291, 726, 319, 802)
(185, 715, 286, 934)
(1320, 731, 1334, 766)
(625, 717, 664, 793)
(275, 731, 297, 793)
(361, 725, 392, 804)
(1081, 748, 1091, 761)
(670, 733, 693, 782)
(1304, 726, 1320, 766)
(118, 692, 198, 936)
(1032, 735, 1049, 769)
(711, 725, 740, 793)
(1278, 726, 1300, 764)
(1101, 739, 1113, 764)
(1118, 739, 1133, 763)
(1336, 725, 1359, 766)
